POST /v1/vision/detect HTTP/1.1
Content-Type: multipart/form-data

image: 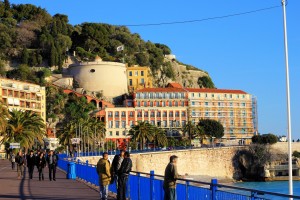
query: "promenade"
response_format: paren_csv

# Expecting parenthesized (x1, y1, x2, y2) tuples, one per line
(0, 159, 113, 200)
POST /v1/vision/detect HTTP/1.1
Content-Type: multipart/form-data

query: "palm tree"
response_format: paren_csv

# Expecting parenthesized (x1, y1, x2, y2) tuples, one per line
(182, 121, 201, 147)
(4, 109, 45, 152)
(0, 100, 9, 134)
(128, 121, 154, 150)
(153, 127, 168, 148)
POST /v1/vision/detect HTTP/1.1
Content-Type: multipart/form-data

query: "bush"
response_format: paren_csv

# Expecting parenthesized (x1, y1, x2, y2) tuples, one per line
(252, 134, 278, 145)
(292, 151, 300, 158)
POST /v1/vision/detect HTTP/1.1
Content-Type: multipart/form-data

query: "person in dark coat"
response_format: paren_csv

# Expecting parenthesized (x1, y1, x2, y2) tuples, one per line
(46, 150, 58, 181)
(117, 152, 132, 200)
(36, 152, 46, 181)
(26, 150, 36, 179)
(163, 155, 183, 200)
(111, 150, 125, 187)
(15, 151, 25, 179)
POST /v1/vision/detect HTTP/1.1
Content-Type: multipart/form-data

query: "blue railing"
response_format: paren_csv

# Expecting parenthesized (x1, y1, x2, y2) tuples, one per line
(57, 154, 300, 200)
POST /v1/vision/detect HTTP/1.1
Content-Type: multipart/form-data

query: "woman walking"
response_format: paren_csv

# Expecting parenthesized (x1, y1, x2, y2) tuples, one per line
(36, 152, 46, 181)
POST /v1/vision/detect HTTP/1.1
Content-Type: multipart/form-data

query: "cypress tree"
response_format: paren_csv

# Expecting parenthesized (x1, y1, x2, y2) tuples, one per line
(22, 48, 29, 65)
(49, 44, 56, 67)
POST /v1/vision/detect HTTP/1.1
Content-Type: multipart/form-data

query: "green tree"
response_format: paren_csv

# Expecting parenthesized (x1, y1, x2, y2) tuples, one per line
(49, 44, 57, 67)
(252, 134, 278, 145)
(182, 121, 201, 146)
(153, 127, 167, 147)
(198, 76, 215, 88)
(128, 121, 154, 150)
(3, 109, 45, 152)
(0, 100, 9, 134)
(293, 151, 300, 158)
(22, 48, 29, 65)
(198, 119, 224, 140)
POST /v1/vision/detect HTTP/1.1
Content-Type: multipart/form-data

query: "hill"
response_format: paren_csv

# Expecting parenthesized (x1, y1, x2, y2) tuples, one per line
(0, 0, 214, 88)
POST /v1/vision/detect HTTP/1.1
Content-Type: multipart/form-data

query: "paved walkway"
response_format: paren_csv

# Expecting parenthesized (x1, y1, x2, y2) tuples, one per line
(0, 159, 114, 200)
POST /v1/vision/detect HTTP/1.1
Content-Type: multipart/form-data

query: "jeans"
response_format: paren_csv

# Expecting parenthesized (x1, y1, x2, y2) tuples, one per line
(38, 167, 44, 180)
(28, 165, 34, 179)
(99, 185, 109, 200)
(17, 165, 24, 177)
(49, 164, 56, 180)
(164, 187, 176, 200)
(117, 175, 128, 200)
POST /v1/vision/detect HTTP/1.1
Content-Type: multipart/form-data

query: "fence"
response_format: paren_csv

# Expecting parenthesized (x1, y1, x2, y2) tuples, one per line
(57, 154, 300, 200)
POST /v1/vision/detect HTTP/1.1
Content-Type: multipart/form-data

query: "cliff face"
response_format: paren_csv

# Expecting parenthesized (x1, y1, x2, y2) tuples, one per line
(155, 57, 209, 88)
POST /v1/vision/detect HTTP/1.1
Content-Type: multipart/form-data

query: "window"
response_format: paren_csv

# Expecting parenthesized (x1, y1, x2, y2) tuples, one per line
(151, 120, 155, 125)
(150, 93, 153, 99)
(137, 112, 142, 117)
(135, 71, 138, 76)
(230, 94, 233, 98)
(150, 112, 155, 117)
(181, 101, 185, 107)
(169, 101, 172, 107)
(109, 131, 112, 136)
(150, 102, 153, 107)
(122, 121, 126, 128)
(205, 102, 209, 106)
(181, 111, 186, 117)
(192, 93, 195, 97)
(212, 94, 215, 98)
(192, 110, 196, 116)
(115, 121, 120, 128)
(116, 131, 119, 136)
(144, 101, 147, 107)
(163, 121, 167, 127)
(169, 112, 173, 117)
(109, 121, 113, 128)
(157, 112, 161, 117)
(191, 101, 195, 106)
(169, 121, 173, 127)
(163, 111, 167, 117)
(129, 111, 134, 117)
(122, 131, 126, 136)
(176, 121, 180, 127)
(162, 101, 165, 107)
(205, 112, 209, 117)
(115, 112, 119, 117)
(141, 71, 144, 76)
(156, 101, 160, 107)
(242, 103, 246, 107)
(229, 102, 233, 107)
(198, 93, 201, 97)
(108, 112, 113, 117)
(182, 120, 186, 127)
(129, 79, 132, 86)
(121, 111, 126, 117)
(230, 129, 233, 134)
(157, 121, 161, 127)
(230, 110, 234, 117)
(175, 111, 179, 117)
(141, 78, 145, 84)
(175, 101, 178, 107)
(129, 71, 132, 76)
(230, 120, 234, 126)
(137, 101, 141, 107)
(130, 121, 134, 127)
(144, 111, 148, 117)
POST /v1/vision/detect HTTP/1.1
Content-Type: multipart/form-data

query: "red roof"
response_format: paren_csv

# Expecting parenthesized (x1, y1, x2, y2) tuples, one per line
(167, 82, 183, 88)
(185, 88, 247, 94)
(136, 87, 187, 93)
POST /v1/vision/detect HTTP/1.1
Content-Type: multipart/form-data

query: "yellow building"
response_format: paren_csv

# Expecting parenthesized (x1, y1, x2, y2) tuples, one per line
(0, 78, 46, 123)
(127, 65, 153, 93)
(186, 88, 257, 144)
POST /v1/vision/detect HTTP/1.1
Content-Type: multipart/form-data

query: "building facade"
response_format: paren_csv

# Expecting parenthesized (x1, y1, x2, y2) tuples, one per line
(186, 88, 256, 142)
(0, 78, 46, 123)
(127, 66, 153, 93)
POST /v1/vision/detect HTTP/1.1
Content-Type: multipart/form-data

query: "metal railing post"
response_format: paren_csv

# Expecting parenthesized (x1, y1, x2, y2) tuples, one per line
(127, 175, 131, 200)
(186, 180, 190, 200)
(251, 191, 257, 200)
(211, 179, 218, 200)
(137, 172, 141, 200)
(150, 170, 155, 200)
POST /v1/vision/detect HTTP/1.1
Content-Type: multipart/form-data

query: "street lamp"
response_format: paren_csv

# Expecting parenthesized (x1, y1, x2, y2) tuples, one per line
(281, 0, 293, 197)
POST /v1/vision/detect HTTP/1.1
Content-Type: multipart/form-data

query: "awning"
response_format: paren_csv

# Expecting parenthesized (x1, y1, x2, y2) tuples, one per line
(13, 99, 20, 106)
(7, 98, 14, 105)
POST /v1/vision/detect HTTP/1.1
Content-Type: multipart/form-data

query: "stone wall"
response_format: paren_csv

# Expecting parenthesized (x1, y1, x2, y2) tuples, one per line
(272, 142, 300, 153)
(78, 147, 245, 180)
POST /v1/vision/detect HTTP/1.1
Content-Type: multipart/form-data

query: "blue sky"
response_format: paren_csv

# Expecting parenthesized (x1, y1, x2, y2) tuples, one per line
(10, 0, 300, 139)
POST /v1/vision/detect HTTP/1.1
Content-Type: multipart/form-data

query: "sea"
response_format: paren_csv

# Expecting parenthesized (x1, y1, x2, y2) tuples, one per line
(232, 181, 300, 200)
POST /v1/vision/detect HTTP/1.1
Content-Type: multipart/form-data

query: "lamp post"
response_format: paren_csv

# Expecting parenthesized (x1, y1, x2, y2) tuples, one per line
(281, 0, 293, 198)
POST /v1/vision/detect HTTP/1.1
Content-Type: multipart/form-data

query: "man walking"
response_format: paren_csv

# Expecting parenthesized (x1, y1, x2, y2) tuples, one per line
(111, 150, 124, 187)
(117, 152, 132, 200)
(163, 155, 183, 200)
(96, 152, 111, 200)
(26, 150, 36, 179)
(46, 150, 58, 181)
(15, 151, 25, 179)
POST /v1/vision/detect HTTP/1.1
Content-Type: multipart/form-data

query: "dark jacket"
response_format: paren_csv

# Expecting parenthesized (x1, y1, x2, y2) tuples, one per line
(118, 157, 132, 176)
(163, 163, 180, 188)
(46, 154, 58, 166)
(36, 156, 46, 168)
(112, 154, 123, 174)
(26, 154, 36, 167)
(15, 155, 25, 166)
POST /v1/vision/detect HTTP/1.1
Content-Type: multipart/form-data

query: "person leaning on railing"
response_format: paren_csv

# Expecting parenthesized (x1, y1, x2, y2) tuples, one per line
(163, 155, 184, 200)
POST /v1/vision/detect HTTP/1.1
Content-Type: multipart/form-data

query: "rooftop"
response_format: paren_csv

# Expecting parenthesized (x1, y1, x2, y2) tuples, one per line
(185, 88, 247, 94)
